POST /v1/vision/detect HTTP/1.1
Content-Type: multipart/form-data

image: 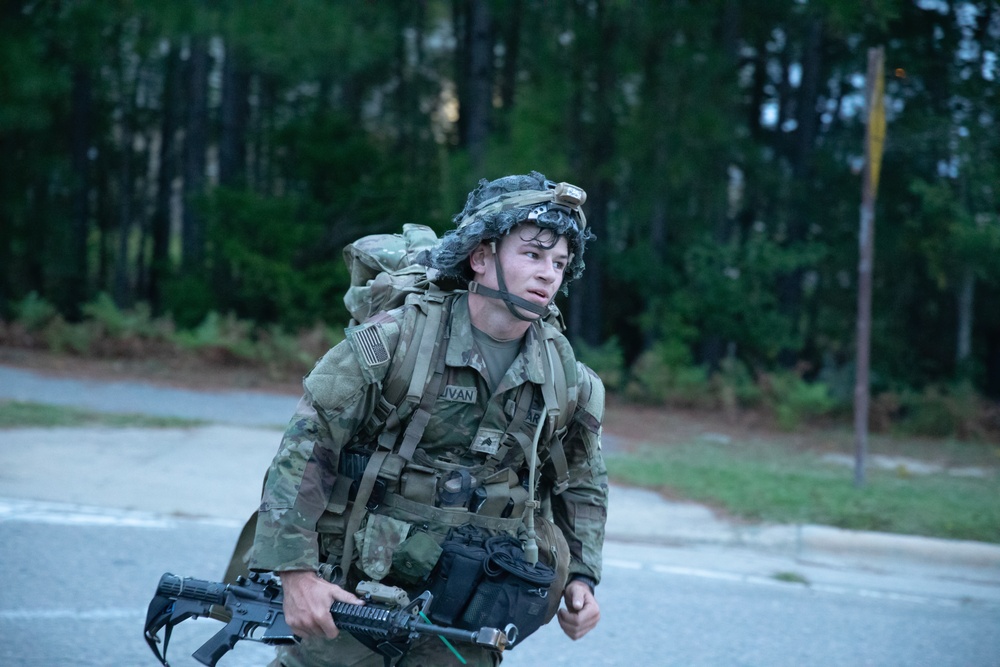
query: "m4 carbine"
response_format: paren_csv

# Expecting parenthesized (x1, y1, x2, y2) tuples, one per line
(144, 572, 514, 667)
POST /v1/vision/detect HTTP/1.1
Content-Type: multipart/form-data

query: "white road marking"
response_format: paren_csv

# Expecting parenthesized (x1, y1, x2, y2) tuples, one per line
(0, 608, 146, 621)
(0, 497, 242, 528)
(607, 558, 971, 608)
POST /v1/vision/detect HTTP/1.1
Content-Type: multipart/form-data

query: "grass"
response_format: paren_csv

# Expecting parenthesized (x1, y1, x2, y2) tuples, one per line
(0, 400, 208, 429)
(606, 439, 1000, 544)
(772, 571, 810, 585)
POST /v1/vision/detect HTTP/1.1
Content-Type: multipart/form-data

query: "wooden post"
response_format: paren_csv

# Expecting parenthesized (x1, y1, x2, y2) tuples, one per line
(854, 46, 886, 488)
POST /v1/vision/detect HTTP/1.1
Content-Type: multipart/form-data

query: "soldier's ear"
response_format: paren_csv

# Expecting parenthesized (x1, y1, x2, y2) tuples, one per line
(469, 242, 491, 273)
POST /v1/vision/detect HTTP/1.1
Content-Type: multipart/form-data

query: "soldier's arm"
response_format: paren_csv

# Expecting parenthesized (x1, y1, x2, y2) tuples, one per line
(250, 317, 402, 574)
(548, 362, 609, 586)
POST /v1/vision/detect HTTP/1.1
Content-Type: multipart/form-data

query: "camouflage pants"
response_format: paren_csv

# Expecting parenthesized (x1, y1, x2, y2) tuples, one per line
(269, 631, 500, 667)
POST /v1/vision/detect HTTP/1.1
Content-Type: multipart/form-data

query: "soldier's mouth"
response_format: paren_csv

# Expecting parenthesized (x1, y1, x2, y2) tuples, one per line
(526, 289, 550, 303)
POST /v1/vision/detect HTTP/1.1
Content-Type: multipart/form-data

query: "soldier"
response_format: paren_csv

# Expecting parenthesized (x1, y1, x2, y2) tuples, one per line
(249, 172, 608, 666)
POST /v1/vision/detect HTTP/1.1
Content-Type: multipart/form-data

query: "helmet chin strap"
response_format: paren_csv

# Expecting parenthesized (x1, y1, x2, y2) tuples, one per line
(468, 240, 549, 322)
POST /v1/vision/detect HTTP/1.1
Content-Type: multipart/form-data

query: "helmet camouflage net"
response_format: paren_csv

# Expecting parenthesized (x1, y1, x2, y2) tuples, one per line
(429, 171, 592, 289)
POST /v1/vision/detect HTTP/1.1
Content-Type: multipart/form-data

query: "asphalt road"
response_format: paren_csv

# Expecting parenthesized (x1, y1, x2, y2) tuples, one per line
(2, 364, 1000, 665)
(2, 505, 998, 667)
(0, 365, 298, 428)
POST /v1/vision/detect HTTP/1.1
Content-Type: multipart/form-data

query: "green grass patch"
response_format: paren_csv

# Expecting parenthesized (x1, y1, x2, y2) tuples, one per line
(772, 571, 810, 586)
(0, 400, 208, 429)
(606, 440, 1000, 544)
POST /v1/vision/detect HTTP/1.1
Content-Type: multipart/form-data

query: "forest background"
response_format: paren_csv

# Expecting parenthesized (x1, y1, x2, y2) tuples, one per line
(2, 0, 999, 440)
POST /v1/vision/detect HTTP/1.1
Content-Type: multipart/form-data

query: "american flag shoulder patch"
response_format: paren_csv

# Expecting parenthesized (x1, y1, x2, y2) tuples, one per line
(351, 325, 390, 367)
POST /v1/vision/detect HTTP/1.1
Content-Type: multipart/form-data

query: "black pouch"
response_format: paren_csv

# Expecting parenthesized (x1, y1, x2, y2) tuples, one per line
(458, 535, 555, 645)
(426, 525, 488, 626)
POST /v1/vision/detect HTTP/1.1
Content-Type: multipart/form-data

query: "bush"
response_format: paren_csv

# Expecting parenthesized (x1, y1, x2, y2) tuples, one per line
(42, 316, 93, 354)
(896, 382, 984, 439)
(714, 356, 762, 412)
(78, 293, 176, 356)
(573, 336, 625, 391)
(176, 312, 258, 364)
(761, 372, 840, 430)
(81, 293, 167, 339)
(13, 292, 59, 331)
(4, 293, 92, 353)
(172, 311, 342, 375)
(254, 322, 342, 376)
(625, 345, 716, 409)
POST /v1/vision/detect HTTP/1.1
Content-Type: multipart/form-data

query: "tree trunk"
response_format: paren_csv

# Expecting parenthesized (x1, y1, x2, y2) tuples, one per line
(219, 43, 250, 188)
(65, 66, 94, 318)
(496, 0, 523, 139)
(149, 44, 182, 314)
(777, 16, 824, 367)
(113, 86, 135, 307)
(569, 0, 617, 346)
(463, 0, 493, 172)
(251, 75, 276, 194)
(956, 268, 974, 369)
(182, 35, 209, 271)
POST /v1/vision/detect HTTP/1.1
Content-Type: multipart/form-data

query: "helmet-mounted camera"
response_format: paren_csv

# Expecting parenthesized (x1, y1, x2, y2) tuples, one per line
(527, 181, 587, 228)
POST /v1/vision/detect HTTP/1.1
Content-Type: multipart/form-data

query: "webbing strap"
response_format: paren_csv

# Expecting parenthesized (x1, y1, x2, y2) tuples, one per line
(406, 301, 443, 403)
(487, 383, 535, 468)
(338, 449, 390, 583)
(381, 492, 523, 532)
(396, 300, 452, 462)
(540, 333, 571, 494)
(368, 311, 427, 451)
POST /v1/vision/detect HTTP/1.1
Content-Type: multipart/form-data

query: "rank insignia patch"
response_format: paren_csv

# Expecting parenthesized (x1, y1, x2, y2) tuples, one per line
(470, 428, 505, 456)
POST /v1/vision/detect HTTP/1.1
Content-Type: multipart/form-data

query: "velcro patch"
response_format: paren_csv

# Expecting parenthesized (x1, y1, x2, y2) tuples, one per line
(442, 385, 477, 404)
(352, 326, 390, 367)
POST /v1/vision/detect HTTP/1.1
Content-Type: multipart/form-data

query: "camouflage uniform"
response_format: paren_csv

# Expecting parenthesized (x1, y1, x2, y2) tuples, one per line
(251, 293, 607, 667)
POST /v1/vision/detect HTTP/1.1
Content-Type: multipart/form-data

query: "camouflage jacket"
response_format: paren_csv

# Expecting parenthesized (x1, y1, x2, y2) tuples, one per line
(249, 293, 608, 585)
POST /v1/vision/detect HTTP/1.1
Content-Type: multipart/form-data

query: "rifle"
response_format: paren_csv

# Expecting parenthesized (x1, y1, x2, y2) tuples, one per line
(144, 572, 514, 667)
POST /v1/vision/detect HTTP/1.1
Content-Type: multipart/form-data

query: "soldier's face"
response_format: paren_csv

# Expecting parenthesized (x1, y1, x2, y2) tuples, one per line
(471, 224, 569, 313)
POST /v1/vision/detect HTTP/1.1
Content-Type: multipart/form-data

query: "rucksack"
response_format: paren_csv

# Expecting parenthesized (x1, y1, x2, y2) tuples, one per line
(343, 223, 441, 327)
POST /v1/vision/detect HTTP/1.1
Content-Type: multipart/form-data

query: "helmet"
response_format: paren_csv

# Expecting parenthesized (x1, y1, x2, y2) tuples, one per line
(430, 171, 592, 288)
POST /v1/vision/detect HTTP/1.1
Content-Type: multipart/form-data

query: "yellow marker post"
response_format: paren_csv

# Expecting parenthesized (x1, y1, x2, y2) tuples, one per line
(854, 46, 886, 488)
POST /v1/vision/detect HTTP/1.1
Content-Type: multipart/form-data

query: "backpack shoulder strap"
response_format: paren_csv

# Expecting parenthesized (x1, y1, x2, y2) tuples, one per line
(394, 294, 451, 461)
(537, 323, 579, 495)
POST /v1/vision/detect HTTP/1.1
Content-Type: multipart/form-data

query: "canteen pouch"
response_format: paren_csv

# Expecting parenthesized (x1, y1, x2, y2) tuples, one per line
(425, 525, 489, 626)
(458, 534, 555, 645)
(391, 531, 443, 585)
(530, 512, 571, 623)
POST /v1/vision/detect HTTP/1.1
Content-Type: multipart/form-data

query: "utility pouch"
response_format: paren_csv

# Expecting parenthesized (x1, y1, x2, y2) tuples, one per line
(391, 531, 442, 585)
(458, 535, 555, 645)
(356, 514, 411, 581)
(426, 526, 556, 646)
(425, 525, 489, 626)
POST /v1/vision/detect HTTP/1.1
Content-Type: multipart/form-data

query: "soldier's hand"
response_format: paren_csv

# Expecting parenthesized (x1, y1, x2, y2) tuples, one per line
(557, 579, 600, 640)
(279, 569, 363, 639)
